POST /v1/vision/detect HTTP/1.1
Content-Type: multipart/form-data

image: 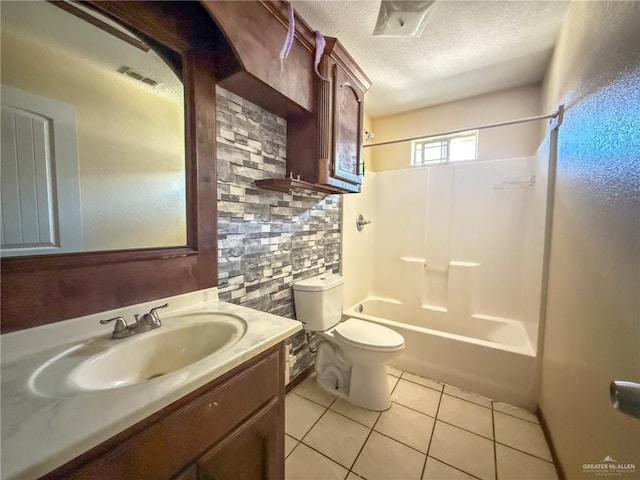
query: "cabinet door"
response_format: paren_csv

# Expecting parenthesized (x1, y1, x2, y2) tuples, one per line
(197, 400, 282, 480)
(332, 63, 364, 186)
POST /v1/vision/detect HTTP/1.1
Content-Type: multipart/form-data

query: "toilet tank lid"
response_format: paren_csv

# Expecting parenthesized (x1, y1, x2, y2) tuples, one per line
(293, 273, 343, 292)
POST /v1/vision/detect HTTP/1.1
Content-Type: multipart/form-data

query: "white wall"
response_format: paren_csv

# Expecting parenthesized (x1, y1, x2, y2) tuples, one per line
(538, 1, 640, 478)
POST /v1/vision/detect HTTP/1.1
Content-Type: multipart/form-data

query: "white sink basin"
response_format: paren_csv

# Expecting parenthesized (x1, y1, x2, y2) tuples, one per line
(30, 312, 246, 396)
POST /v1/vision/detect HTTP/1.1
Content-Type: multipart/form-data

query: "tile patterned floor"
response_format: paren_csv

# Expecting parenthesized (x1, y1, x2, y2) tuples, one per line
(285, 367, 558, 480)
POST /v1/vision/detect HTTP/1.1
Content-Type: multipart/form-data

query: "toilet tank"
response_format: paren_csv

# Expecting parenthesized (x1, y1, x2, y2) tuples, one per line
(293, 273, 343, 331)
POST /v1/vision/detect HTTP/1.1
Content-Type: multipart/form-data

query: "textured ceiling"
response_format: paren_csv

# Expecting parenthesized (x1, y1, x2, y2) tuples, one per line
(294, 0, 570, 118)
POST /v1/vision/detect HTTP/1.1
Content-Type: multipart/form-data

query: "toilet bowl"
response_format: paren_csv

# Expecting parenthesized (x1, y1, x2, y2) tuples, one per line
(293, 274, 405, 411)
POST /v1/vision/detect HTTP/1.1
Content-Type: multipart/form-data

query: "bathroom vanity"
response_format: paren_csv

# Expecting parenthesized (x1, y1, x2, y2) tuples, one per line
(1, 290, 300, 479)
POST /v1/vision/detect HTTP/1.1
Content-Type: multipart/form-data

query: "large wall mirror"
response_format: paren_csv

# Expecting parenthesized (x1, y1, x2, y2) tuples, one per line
(1, 1, 186, 256)
(0, 1, 225, 333)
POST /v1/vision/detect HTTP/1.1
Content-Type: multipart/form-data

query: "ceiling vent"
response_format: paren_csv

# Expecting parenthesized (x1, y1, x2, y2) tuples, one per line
(373, 1, 435, 38)
(117, 66, 159, 87)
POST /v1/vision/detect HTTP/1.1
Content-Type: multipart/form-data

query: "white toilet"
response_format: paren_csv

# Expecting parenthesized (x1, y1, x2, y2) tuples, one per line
(293, 273, 405, 411)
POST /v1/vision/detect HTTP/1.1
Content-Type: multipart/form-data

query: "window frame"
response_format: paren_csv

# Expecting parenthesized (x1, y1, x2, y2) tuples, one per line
(411, 130, 479, 166)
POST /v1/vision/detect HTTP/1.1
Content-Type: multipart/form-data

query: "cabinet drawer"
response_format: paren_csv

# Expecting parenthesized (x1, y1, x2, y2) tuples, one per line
(60, 349, 280, 480)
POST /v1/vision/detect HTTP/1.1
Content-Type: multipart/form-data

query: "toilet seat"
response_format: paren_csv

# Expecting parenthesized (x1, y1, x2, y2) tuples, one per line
(332, 318, 405, 351)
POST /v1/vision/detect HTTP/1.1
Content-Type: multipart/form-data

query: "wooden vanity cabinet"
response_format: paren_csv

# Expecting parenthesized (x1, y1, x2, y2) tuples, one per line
(44, 344, 285, 480)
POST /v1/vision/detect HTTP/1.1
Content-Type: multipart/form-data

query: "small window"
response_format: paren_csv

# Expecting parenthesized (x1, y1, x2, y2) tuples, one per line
(411, 130, 478, 165)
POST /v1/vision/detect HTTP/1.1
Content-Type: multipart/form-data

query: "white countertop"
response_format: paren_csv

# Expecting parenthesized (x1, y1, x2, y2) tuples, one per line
(0, 288, 301, 480)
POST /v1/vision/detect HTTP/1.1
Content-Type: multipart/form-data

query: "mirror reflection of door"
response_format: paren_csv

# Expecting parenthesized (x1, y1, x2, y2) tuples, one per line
(1, 87, 83, 256)
(0, 0, 186, 257)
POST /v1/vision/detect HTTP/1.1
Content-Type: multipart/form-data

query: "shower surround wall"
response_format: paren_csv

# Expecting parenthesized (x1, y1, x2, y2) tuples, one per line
(215, 87, 341, 381)
(373, 158, 545, 337)
(355, 156, 548, 404)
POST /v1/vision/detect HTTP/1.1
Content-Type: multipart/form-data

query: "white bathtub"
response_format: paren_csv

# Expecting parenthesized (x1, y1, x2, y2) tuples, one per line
(344, 297, 538, 408)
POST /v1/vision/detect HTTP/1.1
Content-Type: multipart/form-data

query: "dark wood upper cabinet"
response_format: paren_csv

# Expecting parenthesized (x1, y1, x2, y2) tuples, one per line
(202, 1, 373, 194)
(256, 36, 371, 194)
(332, 64, 365, 186)
(323, 39, 368, 191)
(200, 1, 316, 119)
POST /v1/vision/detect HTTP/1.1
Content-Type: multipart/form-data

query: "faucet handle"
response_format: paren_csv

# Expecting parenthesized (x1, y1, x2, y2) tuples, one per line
(147, 303, 169, 326)
(100, 316, 128, 334)
(149, 303, 169, 317)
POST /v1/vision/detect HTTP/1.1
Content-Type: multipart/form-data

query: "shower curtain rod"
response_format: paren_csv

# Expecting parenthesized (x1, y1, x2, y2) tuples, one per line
(363, 109, 561, 149)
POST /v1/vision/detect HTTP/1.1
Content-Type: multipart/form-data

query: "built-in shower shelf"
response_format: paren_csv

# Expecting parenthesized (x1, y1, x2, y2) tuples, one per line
(449, 261, 480, 268)
(422, 304, 447, 313)
(400, 257, 425, 263)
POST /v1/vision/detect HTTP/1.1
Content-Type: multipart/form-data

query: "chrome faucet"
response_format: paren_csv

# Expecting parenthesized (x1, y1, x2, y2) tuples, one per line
(100, 303, 169, 339)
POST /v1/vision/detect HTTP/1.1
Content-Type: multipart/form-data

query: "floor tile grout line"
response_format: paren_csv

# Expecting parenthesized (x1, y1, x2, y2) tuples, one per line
(346, 418, 376, 475)
(441, 391, 493, 410)
(350, 468, 371, 480)
(427, 455, 486, 480)
(435, 417, 495, 441)
(371, 429, 430, 456)
(288, 389, 337, 410)
(399, 372, 445, 393)
(291, 391, 357, 471)
(329, 405, 381, 430)
(495, 441, 556, 464)
(285, 439, 298, 460)
(298, 438, 354, 473)
(421, 387, 443, 479)
(346, 386, 398, 475)
(340, 371, 403, 475)
(492, 400, 498, 480)
(389, 398, 439, 419)
(296, 402, 331, 445)
(493, 408, 540, 424)
(396, 375, 443, 393)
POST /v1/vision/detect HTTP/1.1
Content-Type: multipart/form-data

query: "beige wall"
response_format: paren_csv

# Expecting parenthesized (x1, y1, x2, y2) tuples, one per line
(539, 2, 640, 478)
(369, 85, 542, 172)
(1, 32, 186, 252)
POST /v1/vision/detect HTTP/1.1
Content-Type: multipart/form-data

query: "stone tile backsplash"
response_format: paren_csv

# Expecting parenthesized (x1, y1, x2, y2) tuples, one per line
(216, 87, 341, 381)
